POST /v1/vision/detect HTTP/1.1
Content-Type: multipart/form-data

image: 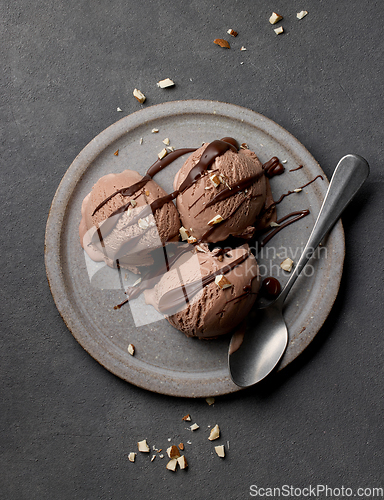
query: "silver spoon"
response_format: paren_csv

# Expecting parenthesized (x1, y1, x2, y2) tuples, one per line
(229, 154, 369, 387)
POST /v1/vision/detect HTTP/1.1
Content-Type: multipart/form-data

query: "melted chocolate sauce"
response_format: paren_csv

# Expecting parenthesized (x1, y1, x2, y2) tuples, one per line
(205, 172, 263, 208)
(261, 277, 281, 299)
(263, 157, 285, 178)
(266, 174, 323, 211)
(260, 210, 310, 247)
(289, 164, 304, 172)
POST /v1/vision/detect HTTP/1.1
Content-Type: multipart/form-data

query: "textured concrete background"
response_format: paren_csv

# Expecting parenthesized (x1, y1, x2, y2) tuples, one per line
(1, 0, 383, 498)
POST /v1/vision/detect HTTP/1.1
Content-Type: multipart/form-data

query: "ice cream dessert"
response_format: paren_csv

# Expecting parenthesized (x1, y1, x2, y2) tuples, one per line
(174, 139, 276, 243)
(144, 245, 260, 339)
(79, 170, 181, 273)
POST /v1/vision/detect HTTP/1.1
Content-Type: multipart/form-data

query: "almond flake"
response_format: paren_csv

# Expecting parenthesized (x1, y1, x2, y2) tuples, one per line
(128, 452, 136, 462)
(227, 29, 238, 37)
(130, 199, 137, 208)
(182, 414, 192, 421)
(167, 445, 181, 459)
(167, 146, 175, 152)
(177, 455, 188, 469)
(138, 218, 149, 230)
(166, 458, 178, 471)
(297, 10, 308, 20)
(208, 215, 223, 226)
(274, 26, 284, 35)
(215, 275, 232, 290)
(152, 128, 159, 133)
(127, 343, 135, 356)
(190, 423, 199, 431)
(163, 138, 170, 145)
(240, 46, 247, 51)
(269, 12, 283, 24)
(214, 38, 230, 49)
(151, 455, 156, 462)
(280, 257, 294, 272)
(215, 445, 225, 458)
(294, 188, 302, 193)
(158, 148, 168, 160)
(157, 78, 175, 88)
(208, 424, 220, 441)
(179, 226, 190, 241)
(117, 107, 122, 112)
(206, 397, 215, 405)
(133, 88, 146, 103)
(137, 440, 150, 452)
(209, 174, 221, 188)
(270, 221, 280, 227)
(187, 236, 197, 244)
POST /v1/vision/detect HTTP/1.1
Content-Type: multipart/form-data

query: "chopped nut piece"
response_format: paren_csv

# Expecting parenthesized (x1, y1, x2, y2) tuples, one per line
(187, 236, 197, 244)
(157, 78, 175, 88)
(182, 414, 192, 421)
(190, 423, 199, 431)
(159, 454, 164, 458)
(152, 128, 159, 133)
(158, 148, 168, 160)
(195, 244, 207, 253)
(132, 277, 142, 287)
(206, 397, 215, 405)
(128, 452, 136, 462)
(127, 344, 135, 356)
(215, 445, 225, 458)
(179, 226, 191, 241)
(166, 458, 178, 471)
(208, 424, 220, 441)
(209, 174, 221, 188)
(274, 26, 284, 35)
(178, 443, 184, 451)
(167, 445, 181, 459)
(240, 46, 247, 51)
(133, 88, 146, 103)
(269, 12, 283, 24)
(217, 255, 223, 262)
(270, 221, 280, 227)
(162, 137, 170, 145)
(240, 142, 248, 149)
(215, 275, 232, 290)
(208, 215, 224, 225)
(227, 29, 238, 37)
(114, 150, 119, 156)
(117, 107, 122, 112)
(177, 455, 188, 469)
(139, 137, 143, 144)
(130, 199, 137, 208)
(282, 159, 287, 164)
(294, 188, 302, 193)
(145, 190, 150, 197)
(137, 440, 150, 452)
(167, 146, 175, 152)
(214, 38, 230, 49)
(151, 455, 156, 462)
(297, 10, 308, 20)
(280, 257, 294, 272)
(138, 218, 149, 230)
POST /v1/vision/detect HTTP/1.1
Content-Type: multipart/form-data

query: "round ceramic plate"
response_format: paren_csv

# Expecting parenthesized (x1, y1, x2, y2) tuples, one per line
(45, 100, 344, 398)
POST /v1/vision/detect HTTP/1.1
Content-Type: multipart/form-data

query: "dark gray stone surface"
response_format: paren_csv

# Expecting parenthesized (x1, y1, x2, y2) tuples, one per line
(1, 0, 383, 498)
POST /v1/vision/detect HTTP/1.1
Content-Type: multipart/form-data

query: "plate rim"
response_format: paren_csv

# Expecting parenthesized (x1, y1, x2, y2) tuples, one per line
(45, 99, 345, 397)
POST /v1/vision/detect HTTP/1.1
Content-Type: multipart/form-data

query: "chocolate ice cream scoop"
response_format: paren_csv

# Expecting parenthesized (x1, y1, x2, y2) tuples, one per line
(144, 245, 260, 339)
(174, 144, 275, 243)
(79, 170, 181, 273)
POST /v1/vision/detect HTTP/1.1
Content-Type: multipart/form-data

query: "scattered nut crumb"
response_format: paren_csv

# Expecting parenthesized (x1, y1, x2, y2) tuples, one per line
(182, 414, 192, 421)
(282, 159, 287, 164)
(128, 452, 136, 462)
(167, 146, 175, 152)
(167, 438, 172, 442)
(190, 423, 199, 431)
(158, 148, 168, 160)
(114, 150, 119, 156)
(130, 199, 137, 208)
(269, 12, 283, 24)
(297, 10, 308, 20)
(215, 275, 232, 290)
(227, 29, 238, 37)
(151, 455, 156, 462)
(179, 227, 190, 241)
(274, 26, 284, 35)
(280, 257, 294, 272)
(240, 143, 248, 149)
(240, 46, 247, 51)
(139, 137, 143, 145)
(187, 236, 197, 244)
(166, 458, 178, 471)
(206, 397, 215, 405)
(177, 455, 188, 469)
(152, 128, 159, 133)
(137, 440, 150, 452)
(208, 424, 220, 441)
(138, 218, 149, 230)
(163, 138, 170, 145)
(178, 443, 184, 451)
(133, 88, 146, 103)
(217, 255, 223, 262)
(209, 174, 221, 188)
(214, 38, 230, 49)
(215, 445, 225, 458)
(270, 221, 280, 227)
(294, 188, 302, 193)
(195, 245, 207, 253)
(208, 215, 224, 225)
(157, 78, 175, 88)
(159, 454, 164, 458)
(187, 440, 192, 445)
(117, 107, 122, 112)
(127, 344, 135, 356)
(167, 445, 181, 459)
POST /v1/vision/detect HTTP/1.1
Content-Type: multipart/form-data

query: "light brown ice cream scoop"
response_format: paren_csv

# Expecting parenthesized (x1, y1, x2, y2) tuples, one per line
(79, 170, 181, 273)
(144, 245, 260, 339)
(173, 145, 275, 243)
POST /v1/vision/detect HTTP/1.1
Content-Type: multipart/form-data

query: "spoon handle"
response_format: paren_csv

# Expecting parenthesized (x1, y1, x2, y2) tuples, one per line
(277, 154, 369, 305)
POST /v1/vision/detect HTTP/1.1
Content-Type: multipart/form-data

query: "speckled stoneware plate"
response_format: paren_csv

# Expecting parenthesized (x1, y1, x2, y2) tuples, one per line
(45, 100, 344, 398)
